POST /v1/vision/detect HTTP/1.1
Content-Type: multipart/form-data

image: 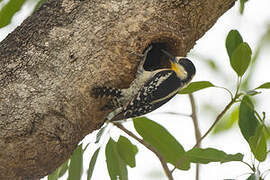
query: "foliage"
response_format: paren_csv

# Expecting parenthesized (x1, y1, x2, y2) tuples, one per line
(0, 0, 45, 28)
(239, 0, 249, 14)
(87, 148, 100, 180)
(134, 117, 190, 170)
(47, 160, 69, 180)
(178, 81, 214, 94)
(0, 0, 27, 28)
(116, 136, 138, 168)
(105, 138, 128, 180)
(67, 144, 83, 180)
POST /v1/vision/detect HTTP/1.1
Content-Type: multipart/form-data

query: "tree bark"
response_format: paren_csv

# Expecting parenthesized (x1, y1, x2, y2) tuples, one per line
(0, 0, 236, 179)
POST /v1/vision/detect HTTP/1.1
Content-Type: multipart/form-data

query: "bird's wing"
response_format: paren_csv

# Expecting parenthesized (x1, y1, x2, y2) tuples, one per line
(110, 70, 184, 121)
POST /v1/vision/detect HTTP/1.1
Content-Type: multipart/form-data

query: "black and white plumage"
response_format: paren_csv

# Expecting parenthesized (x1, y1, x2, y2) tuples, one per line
(91, 46, 196, 121)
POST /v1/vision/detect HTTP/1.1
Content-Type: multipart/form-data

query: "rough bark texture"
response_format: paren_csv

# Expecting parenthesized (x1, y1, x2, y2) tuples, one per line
(0, 0, 236, 179)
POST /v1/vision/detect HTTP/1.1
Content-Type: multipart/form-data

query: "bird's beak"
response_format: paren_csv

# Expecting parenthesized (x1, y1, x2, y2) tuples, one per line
(161, 49, 177, 63)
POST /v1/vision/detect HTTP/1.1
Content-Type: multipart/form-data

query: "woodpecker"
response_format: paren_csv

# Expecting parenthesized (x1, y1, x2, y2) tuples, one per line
(92, 45, 196, 121)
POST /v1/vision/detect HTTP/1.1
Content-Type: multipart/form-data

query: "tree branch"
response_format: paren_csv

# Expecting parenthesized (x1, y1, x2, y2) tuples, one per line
(114, 123, 173, 180)
(193, 99, 235, 149)
(188, 94, 201, 180)
(189, 94, 201, 148)
(171, 97, 235, 174)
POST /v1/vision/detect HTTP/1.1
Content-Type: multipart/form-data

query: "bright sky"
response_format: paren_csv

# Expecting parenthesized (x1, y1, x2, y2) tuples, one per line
(1, 0, 270, 180)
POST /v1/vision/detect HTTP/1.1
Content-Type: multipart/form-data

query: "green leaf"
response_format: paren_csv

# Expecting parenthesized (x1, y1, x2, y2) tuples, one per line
(246, 90, 261, 96)
(226, 30, 243, 59)
(83, 143, 90, 152)
(240, 0, 249, 14)
(34, 0, 47, 11)
(239, 96, 267, 162)
(255, 82, 270, 89)
(48, 160, 69, 180)
(0, 0, 27, 28)
(117, 136, 138, 168)
(186, 148, 243, 164)
(213, 106, 239, 134)
(67, 144, 83, 180)
(247, 173, 259, 180)
(230, 42, 252, 76)
(249, 125, 267, 162)
(58, 160, 69, 178)
(263, 126, 270, 141)
(106, 138, 128, 180)
(178, 81, 214, 94)
(133, 117, 190, 170)
(132, 144, 138, 154)
(95, 126, 107, 143)
(239, 96, 259, 142)
(87, 148, 100, 180)
(48, 170, 59, 180)
(207, 59, 218, 71)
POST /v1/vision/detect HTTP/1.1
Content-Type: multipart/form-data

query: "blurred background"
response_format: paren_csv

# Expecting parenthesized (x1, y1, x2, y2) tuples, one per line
(1, 0, 269, 179)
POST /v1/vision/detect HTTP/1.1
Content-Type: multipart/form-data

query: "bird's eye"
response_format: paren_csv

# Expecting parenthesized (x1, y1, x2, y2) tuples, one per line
(175, 57, 183, 64)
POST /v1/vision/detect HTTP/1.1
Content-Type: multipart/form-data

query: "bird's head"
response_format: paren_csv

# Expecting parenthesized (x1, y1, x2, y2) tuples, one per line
(161, 49, 196, 82)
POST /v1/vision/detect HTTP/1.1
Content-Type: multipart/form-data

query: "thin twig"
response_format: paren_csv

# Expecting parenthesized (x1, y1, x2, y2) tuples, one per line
(215, 86, 234, 100)
(241, 161, 255, 172)
(114, 123, 174, 180)
(153, 111, 191, 117)
(262, 169, 270, 179)
(172, 77, 241, 174)
(188, 94, 201, 180)
(254, 110, 270, 137)
(171, 99, 235, 173)
(192, 99, 234, 149)
(170, 94, 202, 174)
(189, 94, 201, 148)
(235, 77, 242, 98)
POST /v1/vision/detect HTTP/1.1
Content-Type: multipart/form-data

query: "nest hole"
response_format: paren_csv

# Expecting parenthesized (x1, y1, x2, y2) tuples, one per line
(143, 42, 175, 71)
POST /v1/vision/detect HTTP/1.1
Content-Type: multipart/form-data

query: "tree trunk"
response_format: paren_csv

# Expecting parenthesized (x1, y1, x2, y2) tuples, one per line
(0, 0, 236, 179)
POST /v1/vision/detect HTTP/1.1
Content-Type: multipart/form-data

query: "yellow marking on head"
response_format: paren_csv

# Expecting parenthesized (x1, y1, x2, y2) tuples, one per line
(170, 61, 187, 79)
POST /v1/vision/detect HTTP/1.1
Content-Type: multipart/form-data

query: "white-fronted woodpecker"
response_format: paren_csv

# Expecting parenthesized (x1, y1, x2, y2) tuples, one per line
(92, 45, 196, 121)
